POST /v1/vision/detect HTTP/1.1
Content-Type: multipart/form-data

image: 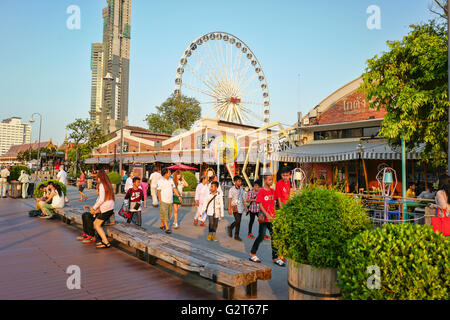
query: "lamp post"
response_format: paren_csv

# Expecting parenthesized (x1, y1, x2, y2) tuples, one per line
(29, 113, 42, 169)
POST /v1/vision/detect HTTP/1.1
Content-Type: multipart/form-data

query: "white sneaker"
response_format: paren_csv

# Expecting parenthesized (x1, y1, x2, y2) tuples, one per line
(173, 223, 179, 229)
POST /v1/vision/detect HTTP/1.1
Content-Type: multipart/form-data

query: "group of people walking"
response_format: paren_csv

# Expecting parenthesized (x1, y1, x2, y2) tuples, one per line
(192, 167, 292, 267)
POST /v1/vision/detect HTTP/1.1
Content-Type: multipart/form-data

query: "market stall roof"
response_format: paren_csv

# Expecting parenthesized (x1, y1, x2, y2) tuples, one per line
(269, 139, 423, 163)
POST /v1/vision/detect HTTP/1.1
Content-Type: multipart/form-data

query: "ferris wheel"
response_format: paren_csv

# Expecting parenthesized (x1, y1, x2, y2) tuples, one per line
(174, 32, 270, 126)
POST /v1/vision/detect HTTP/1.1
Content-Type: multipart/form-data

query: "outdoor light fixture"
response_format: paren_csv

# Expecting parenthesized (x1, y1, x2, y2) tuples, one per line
(383, 172, 393, 184)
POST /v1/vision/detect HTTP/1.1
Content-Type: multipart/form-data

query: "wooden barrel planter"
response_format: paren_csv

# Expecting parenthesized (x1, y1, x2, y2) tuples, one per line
(181, 191, 196, 207)
(287, 261, 341, 300)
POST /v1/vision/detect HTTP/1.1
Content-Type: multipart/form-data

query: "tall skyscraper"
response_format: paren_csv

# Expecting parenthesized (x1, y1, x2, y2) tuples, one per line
(100, 0, 132, 134)
(0, 118, 31, 156)
(90, 43, 104, 125)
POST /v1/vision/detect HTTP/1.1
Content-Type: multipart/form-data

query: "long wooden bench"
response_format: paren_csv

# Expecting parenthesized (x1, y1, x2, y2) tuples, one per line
(53, 208, 272, 299)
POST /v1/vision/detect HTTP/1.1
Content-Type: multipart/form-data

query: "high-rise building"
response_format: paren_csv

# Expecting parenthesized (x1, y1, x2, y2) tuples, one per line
(0, 118, 32, 156)
(100, 0, 132, 134)
(90, 43, 104, 125)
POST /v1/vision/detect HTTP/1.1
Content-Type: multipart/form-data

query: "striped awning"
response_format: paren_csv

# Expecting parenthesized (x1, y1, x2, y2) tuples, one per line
(269, 140, 423, 163)
(270, 141, 360, 163)
(360, 141, 422, 160)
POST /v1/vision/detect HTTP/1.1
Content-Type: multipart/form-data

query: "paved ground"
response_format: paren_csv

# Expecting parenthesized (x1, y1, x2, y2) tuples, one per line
(2, 185, 289, 300)
(0, 197, 219, 300)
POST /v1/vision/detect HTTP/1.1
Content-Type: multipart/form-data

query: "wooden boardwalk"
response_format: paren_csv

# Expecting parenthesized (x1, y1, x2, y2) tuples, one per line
(0, 199, 219, 300)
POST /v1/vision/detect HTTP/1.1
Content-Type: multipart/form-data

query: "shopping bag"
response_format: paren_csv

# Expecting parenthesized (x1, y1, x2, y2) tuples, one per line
(200, 211, 207, 222)
(118, 205, 132, 219)
(432, 208, 450, 236)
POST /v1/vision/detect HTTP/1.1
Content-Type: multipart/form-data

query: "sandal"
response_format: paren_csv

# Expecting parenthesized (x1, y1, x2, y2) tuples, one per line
(273, 259, 286, 267)
(249, 255, 261, 263)
(96, 241, 111, 249)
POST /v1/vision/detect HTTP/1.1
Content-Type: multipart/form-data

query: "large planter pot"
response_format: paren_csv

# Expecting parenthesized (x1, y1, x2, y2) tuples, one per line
(181, 191, 196, 206)
(287, 261, 341, 300)
(87, 179, 93, 190)
(8, 181, 22, 199)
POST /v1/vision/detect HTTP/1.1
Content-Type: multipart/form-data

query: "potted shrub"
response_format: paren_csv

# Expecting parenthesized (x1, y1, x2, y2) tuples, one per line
(107, 171, 122, 194)
(180, 171, 198, 206)
(338, 223, 449, 300)
(272, 186, 371, 300)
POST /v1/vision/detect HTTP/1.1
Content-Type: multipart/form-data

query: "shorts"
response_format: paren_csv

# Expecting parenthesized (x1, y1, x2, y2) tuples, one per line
(96, 210, 115, 221)
(79, 185, 86, 192)
(160, 202, 173, 221)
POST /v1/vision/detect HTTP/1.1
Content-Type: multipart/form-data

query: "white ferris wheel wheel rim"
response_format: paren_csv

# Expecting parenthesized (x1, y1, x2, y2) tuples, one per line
(174, 31, 271, 125)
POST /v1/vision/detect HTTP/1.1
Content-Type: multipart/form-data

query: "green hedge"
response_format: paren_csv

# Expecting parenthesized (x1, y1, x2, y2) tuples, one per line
(34, 180, 67, 198)
(108, 171, 122, 185)
(181, 171, 198, 192)
(337, 223, 450, 300)
(272, 187, 371, 268)
(8, 165, 31, 182)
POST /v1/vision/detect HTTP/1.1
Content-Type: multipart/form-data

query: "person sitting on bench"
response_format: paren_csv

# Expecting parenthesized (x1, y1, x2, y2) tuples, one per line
(39, 182, 65, 219)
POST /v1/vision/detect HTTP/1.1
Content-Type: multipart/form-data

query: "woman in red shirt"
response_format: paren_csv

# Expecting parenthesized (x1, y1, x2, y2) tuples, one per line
(249, 174, 285, 266)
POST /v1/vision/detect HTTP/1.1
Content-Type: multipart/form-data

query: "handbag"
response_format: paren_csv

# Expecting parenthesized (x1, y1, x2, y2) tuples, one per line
(432, 208, 450, 236)
(257, 212, 266, 223)
(118, 204, 132, 220)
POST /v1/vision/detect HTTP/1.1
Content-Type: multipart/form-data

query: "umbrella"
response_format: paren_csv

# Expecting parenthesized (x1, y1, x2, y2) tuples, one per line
(166, 164, 198, 171)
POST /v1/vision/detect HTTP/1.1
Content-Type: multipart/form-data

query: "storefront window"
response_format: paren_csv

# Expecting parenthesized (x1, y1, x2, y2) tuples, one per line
(314, 127, 381, 140)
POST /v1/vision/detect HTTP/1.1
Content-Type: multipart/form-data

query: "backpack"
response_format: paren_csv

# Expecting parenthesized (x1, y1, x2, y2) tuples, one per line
(28, 210, 41, 217)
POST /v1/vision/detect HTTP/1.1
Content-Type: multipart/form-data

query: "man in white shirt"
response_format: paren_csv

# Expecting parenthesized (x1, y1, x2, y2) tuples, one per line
(0, 166, 10, 198)
(57, 166, 68, 186)
(157, 168, 182, 234)
(56, 166, 68, 203)
(124, 171, 134, 194)
(150, 168, 162, 207)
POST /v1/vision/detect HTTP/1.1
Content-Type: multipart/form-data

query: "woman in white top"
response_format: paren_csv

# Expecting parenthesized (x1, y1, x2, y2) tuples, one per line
(194, 176, 209, 226)
(39, 182, 65, 219)
(79, 170, 115, 249)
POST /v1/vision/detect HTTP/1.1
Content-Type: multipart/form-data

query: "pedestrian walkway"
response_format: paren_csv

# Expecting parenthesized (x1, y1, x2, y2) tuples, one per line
(65, 186, 288, 300)
(0, 198, 219, 300)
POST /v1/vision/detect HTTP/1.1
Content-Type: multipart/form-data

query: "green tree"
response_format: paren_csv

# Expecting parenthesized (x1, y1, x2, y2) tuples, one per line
(66, 119, 106, 173)
(361, 21, 449, 167)
(145, 94, 201, 134)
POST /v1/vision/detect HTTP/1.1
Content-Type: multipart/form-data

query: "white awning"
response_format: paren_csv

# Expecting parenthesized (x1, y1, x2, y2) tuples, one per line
(270, 140, 423, 163)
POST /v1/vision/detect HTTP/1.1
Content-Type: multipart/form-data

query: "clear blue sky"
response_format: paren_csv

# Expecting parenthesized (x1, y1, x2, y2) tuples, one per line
(0, 0, 437, 145)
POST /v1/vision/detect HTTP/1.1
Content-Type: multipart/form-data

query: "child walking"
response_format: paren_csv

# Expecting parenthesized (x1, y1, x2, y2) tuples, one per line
(249, 174, 285, 267)
(246, 181, 261, 239)
(202, 181, 224, 242)
(227, 176, 247, 241)
(124, 177, 144, 227)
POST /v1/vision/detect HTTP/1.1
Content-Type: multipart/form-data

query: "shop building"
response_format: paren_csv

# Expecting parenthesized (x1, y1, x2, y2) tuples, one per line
(86, 119, 291, 183)
(271, 78, 440, 194)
